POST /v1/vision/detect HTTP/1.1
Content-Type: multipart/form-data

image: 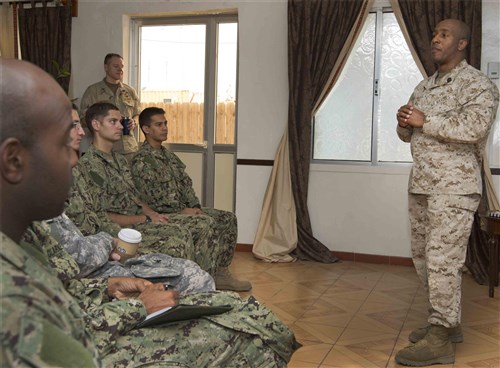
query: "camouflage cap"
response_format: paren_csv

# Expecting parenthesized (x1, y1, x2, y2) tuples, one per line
(125, 254, 183, 279)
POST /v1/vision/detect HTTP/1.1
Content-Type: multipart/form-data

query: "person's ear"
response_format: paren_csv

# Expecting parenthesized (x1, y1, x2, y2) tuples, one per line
(91, 119, 101, 132)
(0, 138, 27, 184)
(142, 125, 151, 135)
(458, 39, 468, 51)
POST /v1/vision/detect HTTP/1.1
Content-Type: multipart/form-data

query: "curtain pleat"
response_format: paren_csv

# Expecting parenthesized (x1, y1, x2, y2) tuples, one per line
(253, 130, 298, 263)
(18, 3, 72, 93)
(0, 3, 16, 58)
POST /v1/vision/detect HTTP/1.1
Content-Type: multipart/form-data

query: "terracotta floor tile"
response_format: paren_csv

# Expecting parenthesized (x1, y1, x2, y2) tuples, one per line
(288, 343, 333, 365)
(229, 252, 500, 367)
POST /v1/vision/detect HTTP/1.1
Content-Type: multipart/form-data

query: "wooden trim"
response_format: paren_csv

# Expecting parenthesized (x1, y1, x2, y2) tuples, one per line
(61, 0, 77, 17)
(331, 251, 414, 267)
(236, 243, 253, 252)
(235, 244, 414, 267)
(237, 159, 274, 166)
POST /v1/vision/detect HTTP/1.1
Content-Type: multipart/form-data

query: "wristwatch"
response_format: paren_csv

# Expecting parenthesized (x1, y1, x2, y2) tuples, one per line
(144, 214, 152, 223)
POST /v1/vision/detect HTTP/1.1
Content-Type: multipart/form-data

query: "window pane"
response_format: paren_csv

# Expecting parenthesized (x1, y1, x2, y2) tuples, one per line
(313, 14, 375, 161)
(140, 25, 206, 144)
(215, 23, 237, 145)
(377, 13, 420, 162)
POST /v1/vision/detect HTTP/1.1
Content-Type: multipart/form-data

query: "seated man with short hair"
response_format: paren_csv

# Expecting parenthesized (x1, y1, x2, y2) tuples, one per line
(71, 102, 249, 290)
(131, 107, 251, 291)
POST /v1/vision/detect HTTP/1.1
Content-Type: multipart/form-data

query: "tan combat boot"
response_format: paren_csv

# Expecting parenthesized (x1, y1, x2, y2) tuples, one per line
(409, 324, 463, 343)
(395, 325, 454, 366)
(215, 267, 252, 291)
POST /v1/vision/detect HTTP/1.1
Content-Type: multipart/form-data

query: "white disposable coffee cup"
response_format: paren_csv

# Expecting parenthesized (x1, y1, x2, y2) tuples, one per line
(116, 228, 142, 263)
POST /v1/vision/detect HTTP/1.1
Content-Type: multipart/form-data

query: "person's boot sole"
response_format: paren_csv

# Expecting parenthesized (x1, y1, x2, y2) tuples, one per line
(395, 354, 455, 366)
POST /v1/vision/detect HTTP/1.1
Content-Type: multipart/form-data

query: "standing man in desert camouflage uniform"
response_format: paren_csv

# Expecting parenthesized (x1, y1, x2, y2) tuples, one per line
(131, 107, 251, 291)
(80, 53, 140, 159)
(395, 19, 499, 366)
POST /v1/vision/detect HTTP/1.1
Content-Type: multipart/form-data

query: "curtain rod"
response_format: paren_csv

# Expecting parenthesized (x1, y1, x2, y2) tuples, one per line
(1, 0, 77, 17)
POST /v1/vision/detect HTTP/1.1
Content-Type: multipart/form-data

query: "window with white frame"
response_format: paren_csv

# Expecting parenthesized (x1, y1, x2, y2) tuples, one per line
(313, 10, 422, 163)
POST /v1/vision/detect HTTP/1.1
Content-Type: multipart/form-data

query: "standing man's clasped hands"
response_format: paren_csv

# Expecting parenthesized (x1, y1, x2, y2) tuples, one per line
(397, 102, 425, 128)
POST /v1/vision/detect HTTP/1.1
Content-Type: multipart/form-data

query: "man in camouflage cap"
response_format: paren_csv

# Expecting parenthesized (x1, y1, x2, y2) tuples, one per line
(131, 106, 252, 291)
(395, 19, 499, 366)
(1, 58, 299, 367)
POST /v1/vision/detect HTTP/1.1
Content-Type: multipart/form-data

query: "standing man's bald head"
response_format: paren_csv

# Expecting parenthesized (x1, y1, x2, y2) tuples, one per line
(0, 59, 74, 242)
(431, 19, 470, 72)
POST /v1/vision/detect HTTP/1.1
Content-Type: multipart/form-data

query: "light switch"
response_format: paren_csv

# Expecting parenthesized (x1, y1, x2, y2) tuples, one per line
(487, 62, 499, 79)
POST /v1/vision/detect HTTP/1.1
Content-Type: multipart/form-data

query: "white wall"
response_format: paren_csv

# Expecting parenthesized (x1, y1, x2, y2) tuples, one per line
(71, 0, 499, 255)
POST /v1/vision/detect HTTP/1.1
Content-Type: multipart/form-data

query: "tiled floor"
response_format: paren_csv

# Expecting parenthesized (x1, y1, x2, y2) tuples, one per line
(230, 252, 500, 368)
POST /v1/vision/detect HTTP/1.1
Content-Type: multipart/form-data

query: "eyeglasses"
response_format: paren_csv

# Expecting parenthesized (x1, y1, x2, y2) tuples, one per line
(73, 122, 82, 130)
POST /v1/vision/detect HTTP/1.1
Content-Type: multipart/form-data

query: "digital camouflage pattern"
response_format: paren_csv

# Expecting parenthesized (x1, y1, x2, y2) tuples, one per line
(21, 221, 81, 282)
(73, 145, 223, 276)
(49, 213, 114, 277)
(131, 142, 202, 212)
(131, 142, 238, 268)
(1, 232, 100, 367)
(397, 60, 499, 196)
(99, 291, 300, 368)
(68, 150, 195, 259)
(408, 193, 480, 327)
(4, 228, 299, 366)
(66, 166, 196, 261)
(48, 213, 216, 294)
(66, 163, 122, 237)
(80, 79, 140, 156)
(397, 60, 499, 327)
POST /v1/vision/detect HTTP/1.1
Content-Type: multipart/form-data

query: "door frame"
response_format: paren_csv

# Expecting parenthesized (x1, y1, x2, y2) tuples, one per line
(129, 13, 239, 210)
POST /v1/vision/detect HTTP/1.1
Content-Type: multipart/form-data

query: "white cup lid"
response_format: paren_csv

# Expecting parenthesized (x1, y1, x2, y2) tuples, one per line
(118, 228, 142, 243)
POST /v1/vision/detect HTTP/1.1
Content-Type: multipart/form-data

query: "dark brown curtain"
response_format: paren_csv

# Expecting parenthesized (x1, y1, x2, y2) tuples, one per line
(397, 0, 481, 76)
(287, 0, 367, 262)
(18, 3, 72, 93)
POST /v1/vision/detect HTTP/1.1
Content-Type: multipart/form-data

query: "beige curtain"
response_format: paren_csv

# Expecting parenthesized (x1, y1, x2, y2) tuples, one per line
(253, 130, 297, 262)
(0, 3, 16, 58)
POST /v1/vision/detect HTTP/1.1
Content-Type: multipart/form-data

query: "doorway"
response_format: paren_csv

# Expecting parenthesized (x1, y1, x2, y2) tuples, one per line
(130, 14, 238, 211)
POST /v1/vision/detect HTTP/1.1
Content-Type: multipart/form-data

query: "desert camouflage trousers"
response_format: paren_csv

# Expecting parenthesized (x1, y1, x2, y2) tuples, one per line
(99, 291, 299, 367)
(408, 193, 480, 327)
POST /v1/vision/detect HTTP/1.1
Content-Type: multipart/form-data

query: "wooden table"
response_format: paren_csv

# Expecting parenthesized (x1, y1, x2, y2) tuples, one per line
(484, 216, 500, 297)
